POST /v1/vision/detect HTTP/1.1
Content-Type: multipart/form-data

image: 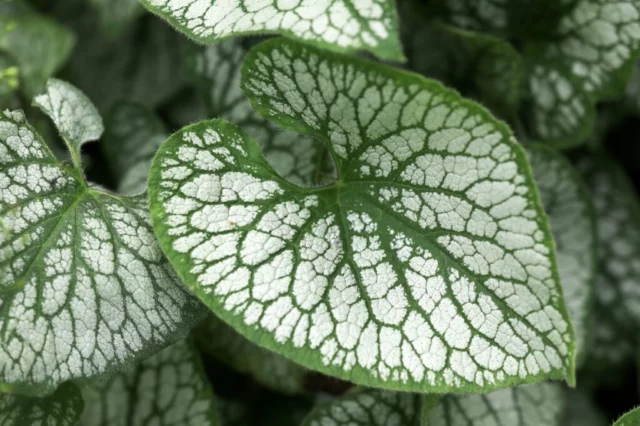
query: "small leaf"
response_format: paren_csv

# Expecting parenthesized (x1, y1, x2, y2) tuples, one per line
(614, 407, 640, 426)
(422, 382, 564, 425)
(440, 0, 640, 148)
(33, 79, 104, 163)
(102, 102, 166, 195)
(301, 389, 419, 426)
(149, 38, 575, 392)
(578, 153, 640, 369)
(186, 39, 334, 188)
(0, 81, 202, 394)
(140, 0, 404, 61)
(79, 339, 220, 426)
(0, 382, 84, 425)
(0, 11, 75, 98)
(526, 145, 596, 364)
(197, 316, 307, 395)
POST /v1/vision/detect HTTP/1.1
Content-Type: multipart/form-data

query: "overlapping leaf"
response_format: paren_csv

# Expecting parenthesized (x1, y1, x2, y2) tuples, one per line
(141, 0, 404, 60)
(186, 38, 334, 188)
(423, 382, 564, 425)
(440, 0, 640, 148)
(302, 389, 419, 426)
(526, 145, 596, 364)
(578, 153, 640, 369)
(0, 80, 201, 394)
(79, 339, 219, 426)
(149, 38, 575, 393)
(0, 382, 83, 425)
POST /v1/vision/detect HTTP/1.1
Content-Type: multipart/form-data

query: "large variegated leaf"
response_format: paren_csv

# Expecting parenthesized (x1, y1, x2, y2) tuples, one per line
(0, 81, 201, 394)
(149, 38, 575, 392)
(578, 154, 640, 369)
(0, 9, 75, 98)
(197, 316, 307, 395)
(422, 382, 564, 425)
(614, 407, 640, 426)
(187, 39, 334, 188)
(526, 145, 596, 364)
(141, 0, 404, 60)
(0, 382, 83, 425)
(79, 339, 220, 426)
(302, 389, 419, 426)
(440, 0, 640, 148)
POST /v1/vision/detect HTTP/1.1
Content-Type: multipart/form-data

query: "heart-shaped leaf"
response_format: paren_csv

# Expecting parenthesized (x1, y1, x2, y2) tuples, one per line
(526, 145, 596, 364)
(149, 38, 575, 392)
(140, 0, 404, 61)
(0, 80, 201, 394)
(0, 382, 83, 426)
(79, 339, 220, 426)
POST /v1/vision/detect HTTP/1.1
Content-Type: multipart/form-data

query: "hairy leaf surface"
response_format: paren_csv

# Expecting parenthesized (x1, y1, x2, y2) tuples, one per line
(79, 339, 219, 426)
(0, 382, 83, 425)
(302, 389, 419, 426)
(441, 0, 640, 147)
(423, 382, 564, 425)
(527, 145, 596, 363)
(187, 39, 334, 188)
(578, 154, 640, 368)
(614, 407, 640, 426)
(197, 316, 307, 395)
(149, 38, 575, 392)
(141, 0, 404, 60)
(0, 11, 74, 98)
(0, 81, 201, 394)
